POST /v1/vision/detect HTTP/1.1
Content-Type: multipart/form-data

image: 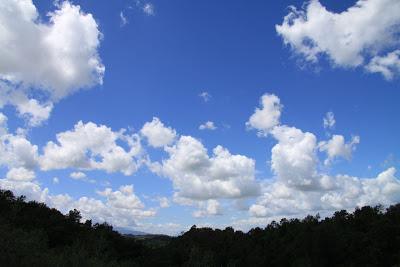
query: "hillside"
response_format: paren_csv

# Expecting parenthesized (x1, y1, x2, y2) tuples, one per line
(1, 189, 400, 266)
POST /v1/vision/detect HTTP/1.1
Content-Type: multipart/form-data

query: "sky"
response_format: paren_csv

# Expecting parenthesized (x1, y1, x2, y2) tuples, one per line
(0, 0, 399, 235)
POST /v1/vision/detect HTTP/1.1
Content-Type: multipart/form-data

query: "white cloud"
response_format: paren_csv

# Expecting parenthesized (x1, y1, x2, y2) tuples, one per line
(319, 135, 360, 165)
(64, 185, 155, 227)
(199, 92, 211, 102)
(97, 185, 144, 210)
(158, 197, 170, 208)
(158, 136, 260, 201)
(134, 1, 155, 16)
(0, 113, 7, 132)
(6, 167, 35, 181)
(250, 181, 324, 218)
(143, 3, 155, 16)
(246, 93, 282, 136)
(323, 111, 335, 129)
(120, 11, 128, 26)
(276, 0, 400, 79)
(0, 179, 155, 229)
(249, 204, 268, 218)
(40, 121, 141, 175)
(2, 90, 54, 127)
(2, 134, 39, 170)
(321, 167, 400, 211)
(250, 168, 400, 219)
(270, 125, 320, 190)
(193, 199, 222, 218)
(366, 50, 400, 80)
(144, 118, 260, 214)
(0, 0, 104, 125)
(141, 117, 177, 148)
(247, 93, 400, 221)
(70, 171, 87, 180)
(53, 177, 59, 184)
(0, 179, 48, 203)
(0, 114, 39, 171)
(199, 121, 217, 131)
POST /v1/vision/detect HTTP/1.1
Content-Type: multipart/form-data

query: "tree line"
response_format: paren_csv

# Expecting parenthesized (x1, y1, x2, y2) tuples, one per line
(1, 189, 400, 266)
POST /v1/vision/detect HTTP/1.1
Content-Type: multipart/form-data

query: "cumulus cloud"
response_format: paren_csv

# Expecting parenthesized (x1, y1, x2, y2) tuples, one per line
(0, 113, 39, 171)
(158, 135, 260, 201)
(323, 111, 335, 130)
(40, 121, 141, 175)
(284, 167, 399, 216)
(97, 185, 144, 210)
(246, 93, 282, 136)
(144, 118, 260, 215)
(0, 178, 155, 229)
(0, 179, 49, 203)
(141, 117, 177, 148)
(247, 93, 400, 222)
(158, 197, 170, 208)
(0, 133, 39, 170)
(270, 125, 320, 190)
(6, 167, 35, 181)
(276, 0, 400, 79)
(199, 121, 217, 131)
(366, 50, 400, 80)
(0, 0, 104, 125)
(63, 185, 155, 227)
(193, 200, 222, 218)
(0, 88, 54, 127)
(319, 135, 360, 165)
(250, 161, 400, 220)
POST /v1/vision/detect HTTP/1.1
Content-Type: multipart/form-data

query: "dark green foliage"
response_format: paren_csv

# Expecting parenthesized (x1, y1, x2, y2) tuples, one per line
(1, 189, 400, 266)
(0, 189, 145, 266)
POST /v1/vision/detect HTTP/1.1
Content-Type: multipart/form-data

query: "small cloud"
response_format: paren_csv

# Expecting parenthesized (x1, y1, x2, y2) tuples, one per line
(70, 171, 87, 180)
(69, 172, 97, 184)
(143, 3, 155, 16)
(323, 111, 335, 130)
(120, 11, 128, 27)
(199, 121, 217, 131)
(193, 200, 223, 218)
(246, 93, 282, 136)
(199, 91, 211, 102)
(158, 197, 170, 208)
(53, 177, 59, 184)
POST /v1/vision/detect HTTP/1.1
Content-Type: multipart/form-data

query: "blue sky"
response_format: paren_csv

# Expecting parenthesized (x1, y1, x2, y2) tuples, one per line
(0, 0, 399, 234)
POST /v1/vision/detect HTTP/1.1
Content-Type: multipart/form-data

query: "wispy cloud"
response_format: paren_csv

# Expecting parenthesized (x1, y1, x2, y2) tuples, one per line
(323, 111, 335, 130)
(135, 1, 155, 16)
(142, 3, 155, 16)
(120, 11, 128, 27)
(199, 91, 211, 102)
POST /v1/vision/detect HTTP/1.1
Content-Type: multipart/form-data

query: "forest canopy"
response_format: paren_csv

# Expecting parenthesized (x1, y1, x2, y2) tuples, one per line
(1, 189, 400, 266)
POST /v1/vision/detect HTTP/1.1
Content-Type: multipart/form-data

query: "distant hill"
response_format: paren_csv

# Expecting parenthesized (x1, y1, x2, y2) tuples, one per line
(2, 188, 400, 266)
(114, 227, 149, 236)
